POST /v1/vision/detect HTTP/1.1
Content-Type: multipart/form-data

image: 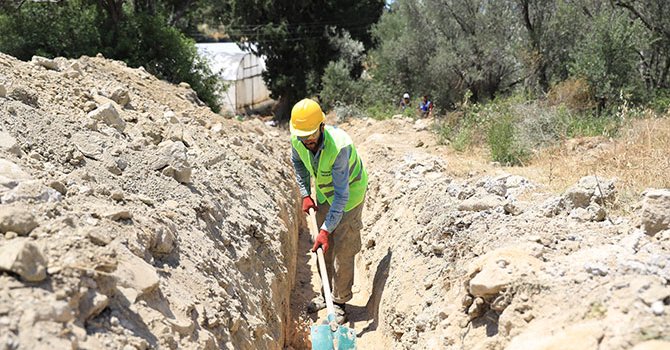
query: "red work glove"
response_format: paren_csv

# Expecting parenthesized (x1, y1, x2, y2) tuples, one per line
(302, 196, 317, 214)
(312, 229, 330, 253)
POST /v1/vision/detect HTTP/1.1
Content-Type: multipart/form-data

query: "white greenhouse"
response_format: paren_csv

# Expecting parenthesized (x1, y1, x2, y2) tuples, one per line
(196, 42, 272, 114)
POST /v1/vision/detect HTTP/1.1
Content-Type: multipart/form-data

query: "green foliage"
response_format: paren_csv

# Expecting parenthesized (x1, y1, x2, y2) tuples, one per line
(487, 115, 530, 166)
(320, 60, 365, 110)
(0, 1, 100, 60)
(0, 0, 223, 112)
(227, 0, 385, 120)
(569, 10, 645, 110)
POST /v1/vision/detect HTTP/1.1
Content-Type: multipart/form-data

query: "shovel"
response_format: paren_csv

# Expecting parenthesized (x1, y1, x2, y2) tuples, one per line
(307, 208, 357, 350)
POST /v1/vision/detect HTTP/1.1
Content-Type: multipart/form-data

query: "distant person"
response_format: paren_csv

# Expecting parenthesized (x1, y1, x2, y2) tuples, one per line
(399, 93, 411, 110)
(290, 98, 368, 325)
(419, 95, 433, 117)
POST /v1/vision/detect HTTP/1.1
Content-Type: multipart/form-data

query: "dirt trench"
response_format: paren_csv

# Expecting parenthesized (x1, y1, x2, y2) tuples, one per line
(284, 115, 670, 350)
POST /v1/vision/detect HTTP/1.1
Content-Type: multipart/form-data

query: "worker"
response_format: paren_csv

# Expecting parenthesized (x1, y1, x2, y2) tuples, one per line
(399, 92, 411, 110)
(290, 98, 368, 325)
(419, 95, 433, 117)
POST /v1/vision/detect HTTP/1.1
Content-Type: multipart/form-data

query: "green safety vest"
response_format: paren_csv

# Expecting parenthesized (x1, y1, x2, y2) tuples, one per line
(291, 125, 368, 212)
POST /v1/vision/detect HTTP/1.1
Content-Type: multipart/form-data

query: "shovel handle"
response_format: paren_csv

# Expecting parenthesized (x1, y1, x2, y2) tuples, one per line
(308, 208, 336, 318)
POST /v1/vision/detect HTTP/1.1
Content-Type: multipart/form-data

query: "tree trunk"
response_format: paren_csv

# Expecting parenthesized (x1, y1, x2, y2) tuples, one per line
(273, 95, 293, 122)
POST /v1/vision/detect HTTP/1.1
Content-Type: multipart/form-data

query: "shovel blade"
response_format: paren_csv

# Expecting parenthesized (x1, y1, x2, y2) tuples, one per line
(335, 326, 356, 350)
(310, 324, 357, 350)
(310, 324, 334, 350)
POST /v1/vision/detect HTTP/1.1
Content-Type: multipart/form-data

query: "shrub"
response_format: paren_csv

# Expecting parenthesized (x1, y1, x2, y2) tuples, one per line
(547, 78, 595, 111)
(488, 115, 530, 166)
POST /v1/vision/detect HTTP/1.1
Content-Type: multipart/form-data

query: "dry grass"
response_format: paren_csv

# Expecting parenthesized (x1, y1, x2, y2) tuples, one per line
(513, 117, 670, 212)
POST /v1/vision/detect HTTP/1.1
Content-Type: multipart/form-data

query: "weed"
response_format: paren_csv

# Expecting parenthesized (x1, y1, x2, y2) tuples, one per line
(487, 115, 529, 166)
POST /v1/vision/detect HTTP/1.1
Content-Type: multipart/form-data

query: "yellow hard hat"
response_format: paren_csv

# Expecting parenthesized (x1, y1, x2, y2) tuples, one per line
(290, 98, 325, 137)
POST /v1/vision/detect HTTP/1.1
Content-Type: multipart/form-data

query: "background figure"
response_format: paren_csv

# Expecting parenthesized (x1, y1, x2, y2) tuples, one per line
(399, 92, 411, 110)
(419, 95, 433, 117)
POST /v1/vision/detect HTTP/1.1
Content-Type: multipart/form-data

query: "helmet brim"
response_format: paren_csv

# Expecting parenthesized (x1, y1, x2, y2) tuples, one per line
(290, 123, 319, 137)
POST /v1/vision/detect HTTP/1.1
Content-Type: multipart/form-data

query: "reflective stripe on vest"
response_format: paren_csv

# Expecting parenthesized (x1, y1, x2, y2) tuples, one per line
(291, 125, 368, 211)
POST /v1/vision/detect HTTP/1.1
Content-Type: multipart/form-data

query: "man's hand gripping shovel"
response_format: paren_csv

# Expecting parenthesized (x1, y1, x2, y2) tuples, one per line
(307, 208, 356, 350)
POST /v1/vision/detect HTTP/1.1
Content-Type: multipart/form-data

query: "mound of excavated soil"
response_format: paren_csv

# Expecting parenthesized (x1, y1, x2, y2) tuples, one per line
(0, 53, 301, 349)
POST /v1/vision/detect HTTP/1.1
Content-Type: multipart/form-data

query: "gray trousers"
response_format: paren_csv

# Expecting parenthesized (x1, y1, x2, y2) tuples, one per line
(315, 200, 364, 304)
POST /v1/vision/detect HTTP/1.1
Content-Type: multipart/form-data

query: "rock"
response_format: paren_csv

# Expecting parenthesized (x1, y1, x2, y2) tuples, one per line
(650, 300, 664, 316)
(211, 123, 223, 134)
(86, 228, 113, 246)
(563, 176, 616, 209)
(584, 262, 608, 277)
(0, 131, 22, 156)
(152, 140, 192, 184)
(8, 86, 39, 107)
(541, 197, 564, 217)
(48, 180, 67, 195)
(640, 189, 670, 235)
(1, 180, 62, 204)
(179, 82, 191, 89)
(114, 245, 160, 302)
(79, 290, 110, 321)
(164, 111, 179, 124)
(71, 132, 105, 160)
(0, 239, 47, 282)
(104, 208, 132, 221)
(458, 194, 503, 211)
(631, 341, 670, 350)
(504, 201, 523, 215)
(0, 207, 38, 236)
(110, 86, 130, 106)
(152, 226, 176, 255)
(31, 56, 59, 70)
(467, 297, 485, 319)
(0, 159, 31, 191)
(87, 103, 126, 132)
(0, 83, 5, 97)
(468, 247, 542, 297)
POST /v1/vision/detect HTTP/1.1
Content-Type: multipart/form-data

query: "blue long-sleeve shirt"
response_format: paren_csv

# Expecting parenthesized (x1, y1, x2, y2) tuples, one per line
(291, 143, 351, 233)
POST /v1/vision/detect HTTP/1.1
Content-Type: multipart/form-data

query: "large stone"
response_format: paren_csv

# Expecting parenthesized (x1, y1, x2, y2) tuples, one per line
(640, 189, 670, 235)
(0, 239, 47, 282)
(31, 56, 59, 70)
(1, 180, 62, 204)
(114, 245, 159, 302)
(110, 86, 130, 107)
(0, 131, 22, 156)
(0, 159, 32, 190)
(87, 103, 126, 132)
(0, 207, 38, 235)
(563, 176, 616, 209)
(507, 321, 604, 350)
(71, 132, 105, 160)
(458, 194, 504, 212)
(78, 289, 110, 321)
(0, 83, 6, 97)
(468, 247, 542, 297)
(152, 140, 192, 184)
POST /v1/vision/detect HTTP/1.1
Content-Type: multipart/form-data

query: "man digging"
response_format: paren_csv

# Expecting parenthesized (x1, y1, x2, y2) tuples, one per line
(289, 98, 368, 325)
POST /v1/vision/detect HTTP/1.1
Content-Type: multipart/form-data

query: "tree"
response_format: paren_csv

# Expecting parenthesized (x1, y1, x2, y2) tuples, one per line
(225, 0, 385, 120)
(0, 0, 223, 111)
(370, 0, 523, 109)
(614, 0, 670, 89)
